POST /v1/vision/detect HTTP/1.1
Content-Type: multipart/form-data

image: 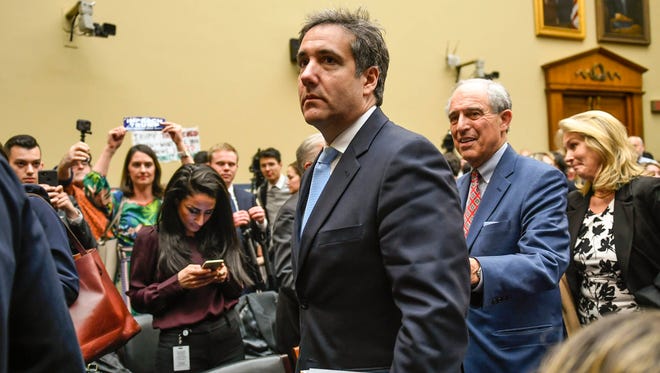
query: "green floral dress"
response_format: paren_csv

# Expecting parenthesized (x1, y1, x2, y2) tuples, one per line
(84, 170, 162, 310)
(83, 171, 162, 247)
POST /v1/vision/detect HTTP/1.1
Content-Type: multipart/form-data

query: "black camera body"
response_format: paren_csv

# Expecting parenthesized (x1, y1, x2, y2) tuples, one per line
(249, 149, 265, 194)
(76, 119, 92, 141)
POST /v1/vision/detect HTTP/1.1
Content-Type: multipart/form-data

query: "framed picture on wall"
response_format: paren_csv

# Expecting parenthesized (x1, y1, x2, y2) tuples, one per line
(534, 0, 586, 40)
(596, 0, 650, 45)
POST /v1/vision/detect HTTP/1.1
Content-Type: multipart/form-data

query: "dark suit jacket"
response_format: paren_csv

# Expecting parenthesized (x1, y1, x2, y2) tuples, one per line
(293, 108, 470, 372)
(233, 186, 269, 289)
(565, 176, 660, 307)
(458, 145, 570, 373)
(25, 188, 80, 306)
(271, 193, 300, 355)
(0, 158, 85, 372)
(235, 185, 268, 243)
(272, 193, 297, 289)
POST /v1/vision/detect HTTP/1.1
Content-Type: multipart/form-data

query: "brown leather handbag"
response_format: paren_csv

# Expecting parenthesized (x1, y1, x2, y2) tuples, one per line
(65, 224, 141, 363)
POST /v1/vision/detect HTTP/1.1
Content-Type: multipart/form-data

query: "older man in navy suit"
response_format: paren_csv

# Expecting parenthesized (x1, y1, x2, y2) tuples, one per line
(292, 8, 470, 373)
(447, 78, 570, 373)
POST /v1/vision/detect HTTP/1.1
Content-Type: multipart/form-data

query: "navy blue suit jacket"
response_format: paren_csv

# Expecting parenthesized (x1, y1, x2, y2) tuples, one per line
(458, 145, 570, 373)
(293, 108, 470, 372)
(26, 187, 80, 306)
(0, 158, 85, 372)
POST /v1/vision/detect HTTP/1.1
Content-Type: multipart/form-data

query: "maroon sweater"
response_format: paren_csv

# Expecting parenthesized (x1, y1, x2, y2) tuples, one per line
(127, 226, 242, 330)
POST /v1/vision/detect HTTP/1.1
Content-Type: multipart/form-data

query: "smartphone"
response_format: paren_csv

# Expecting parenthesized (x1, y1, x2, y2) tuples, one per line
(201, 259, 224, 271)
(38, 170, 59, 186)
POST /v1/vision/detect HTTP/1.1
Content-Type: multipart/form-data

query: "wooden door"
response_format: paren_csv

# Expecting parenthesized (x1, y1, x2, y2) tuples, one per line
(542, 48, 646, 150)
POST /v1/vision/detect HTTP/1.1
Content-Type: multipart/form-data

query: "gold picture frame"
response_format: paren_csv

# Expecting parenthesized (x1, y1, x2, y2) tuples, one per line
(596, 0, 650, 45)
(534, 0, 586, 40)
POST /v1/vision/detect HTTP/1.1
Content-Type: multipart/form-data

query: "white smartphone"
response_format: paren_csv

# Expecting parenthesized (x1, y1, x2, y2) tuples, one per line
(201, 259, 224, 271)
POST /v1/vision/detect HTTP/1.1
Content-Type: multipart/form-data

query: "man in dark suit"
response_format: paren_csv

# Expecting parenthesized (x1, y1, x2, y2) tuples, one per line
(0, 151, 86, 372)
(208, 143, 268, 290)
(292, 8, 470, 372)
(447, 78, 570, 373)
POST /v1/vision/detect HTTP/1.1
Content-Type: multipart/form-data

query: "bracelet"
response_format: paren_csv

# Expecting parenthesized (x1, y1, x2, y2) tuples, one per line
(177, 151, 191, 159)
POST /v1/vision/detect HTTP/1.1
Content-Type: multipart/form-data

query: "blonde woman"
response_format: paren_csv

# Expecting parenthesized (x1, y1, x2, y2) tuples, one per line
(558, 110, 660, 326)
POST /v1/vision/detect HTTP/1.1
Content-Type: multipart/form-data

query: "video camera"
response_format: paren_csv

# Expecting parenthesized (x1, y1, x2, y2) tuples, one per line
(76, 119, 92, 142)
(249, 148, 265, 194)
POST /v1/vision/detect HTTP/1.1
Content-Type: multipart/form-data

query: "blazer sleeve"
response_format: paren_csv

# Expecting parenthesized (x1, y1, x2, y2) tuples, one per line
(271, 196, 296, 289)
(477, 166, 570, 308)
(379, 137, 470, 372)
(27, 195, 80, 307)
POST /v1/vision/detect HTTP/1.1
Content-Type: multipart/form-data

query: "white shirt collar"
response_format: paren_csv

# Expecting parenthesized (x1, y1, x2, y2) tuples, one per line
(270, 174, 288, 190)
(330, 106, 377, 154)
(474, 142, 508, 193)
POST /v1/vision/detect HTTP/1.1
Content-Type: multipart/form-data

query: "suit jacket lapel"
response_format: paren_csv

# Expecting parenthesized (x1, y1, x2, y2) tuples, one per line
(567, 193, 588, 251)
(613, 183, 634, 280)
(465, 146, 515, 250)
(296, 108, 387, 272)
(457, 173, 470, 210)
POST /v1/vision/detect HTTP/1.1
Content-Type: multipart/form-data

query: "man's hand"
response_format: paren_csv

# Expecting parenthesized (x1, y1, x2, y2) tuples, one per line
(60, 142, 91, 169)
(247, 206, 266, 224)
(233, 210, 251, 228)
(469, 257, 482, 286)
(41, 185, 78, 219)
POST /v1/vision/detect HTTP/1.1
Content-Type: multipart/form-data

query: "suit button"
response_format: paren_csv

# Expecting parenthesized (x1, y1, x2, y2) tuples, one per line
(300, 303, 308, 310)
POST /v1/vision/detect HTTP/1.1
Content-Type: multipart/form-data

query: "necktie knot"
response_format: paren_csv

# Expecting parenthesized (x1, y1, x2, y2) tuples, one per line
(300, 147, 340, 235)
(470, 170, 480, 185)
(319, 147, 339, 165)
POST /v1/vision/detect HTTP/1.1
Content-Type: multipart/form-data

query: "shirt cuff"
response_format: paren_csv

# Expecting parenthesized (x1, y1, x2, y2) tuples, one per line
(66, 209, 84, 225)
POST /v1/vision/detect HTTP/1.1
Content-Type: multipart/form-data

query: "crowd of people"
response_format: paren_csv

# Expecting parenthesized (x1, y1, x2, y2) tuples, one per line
(2, 7, 659, 373)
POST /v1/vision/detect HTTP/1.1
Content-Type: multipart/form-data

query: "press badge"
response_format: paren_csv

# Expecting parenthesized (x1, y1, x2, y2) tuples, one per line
(173, 345, 190, 371)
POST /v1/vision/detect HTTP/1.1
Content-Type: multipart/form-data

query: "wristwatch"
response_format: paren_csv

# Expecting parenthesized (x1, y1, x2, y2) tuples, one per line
(177, 150, 191, 159)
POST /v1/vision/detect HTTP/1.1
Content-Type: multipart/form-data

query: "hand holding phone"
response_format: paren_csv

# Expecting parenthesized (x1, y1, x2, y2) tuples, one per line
(38, 170, 59, 187)
(201, 259, 224, 271)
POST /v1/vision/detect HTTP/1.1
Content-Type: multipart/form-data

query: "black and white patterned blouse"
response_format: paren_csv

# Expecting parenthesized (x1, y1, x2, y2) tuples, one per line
(574, 199, 639, 325)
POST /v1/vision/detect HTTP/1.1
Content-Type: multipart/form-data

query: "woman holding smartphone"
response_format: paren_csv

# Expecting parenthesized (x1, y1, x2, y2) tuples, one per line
(128, 164, 252, 372)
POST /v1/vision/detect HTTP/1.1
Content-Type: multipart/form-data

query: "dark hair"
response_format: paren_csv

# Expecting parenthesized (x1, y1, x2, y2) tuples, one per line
(156, 164, 252, 286)
(551, 151, 568, 175)
(299, 8, 389, 106)
(258, 147, 281, 163)
(443, 152, 461, 177)
(4, 134, 40, 154)
(119, 144, 164, 198)
(193, 150, 208, 164)
(441, 131, 455, 153)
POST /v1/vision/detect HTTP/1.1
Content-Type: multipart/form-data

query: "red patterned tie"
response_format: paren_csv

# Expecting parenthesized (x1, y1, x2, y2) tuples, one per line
(464, 170, 481, 237)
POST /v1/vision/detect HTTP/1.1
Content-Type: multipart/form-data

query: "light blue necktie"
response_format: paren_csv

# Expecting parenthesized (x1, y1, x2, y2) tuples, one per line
(301, 146, 340, 233)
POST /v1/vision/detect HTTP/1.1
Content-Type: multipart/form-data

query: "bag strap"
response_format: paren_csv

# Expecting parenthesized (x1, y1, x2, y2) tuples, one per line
(63, 219, 88, 256)
(101, 196, 126, 239)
